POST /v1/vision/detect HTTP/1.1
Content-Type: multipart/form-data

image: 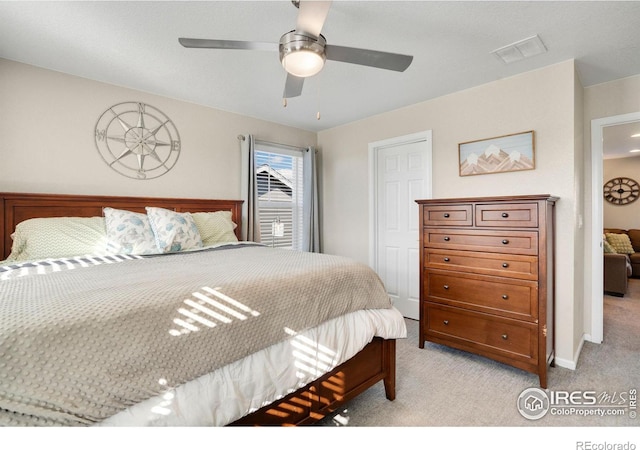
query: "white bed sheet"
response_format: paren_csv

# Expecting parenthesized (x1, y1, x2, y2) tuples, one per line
(99, 307, 407, 426)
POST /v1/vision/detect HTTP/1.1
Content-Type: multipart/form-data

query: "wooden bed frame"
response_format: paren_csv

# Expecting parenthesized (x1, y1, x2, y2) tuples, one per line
(0, 192, 396, 426)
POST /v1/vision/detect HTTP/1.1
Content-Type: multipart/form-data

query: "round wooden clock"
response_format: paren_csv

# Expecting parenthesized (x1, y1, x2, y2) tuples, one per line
(94, 102, 181, 180)
(603, 177, 640, 205)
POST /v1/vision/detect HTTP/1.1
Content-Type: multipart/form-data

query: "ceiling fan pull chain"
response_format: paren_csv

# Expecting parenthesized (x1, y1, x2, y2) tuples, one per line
(316, 77, 321, 120)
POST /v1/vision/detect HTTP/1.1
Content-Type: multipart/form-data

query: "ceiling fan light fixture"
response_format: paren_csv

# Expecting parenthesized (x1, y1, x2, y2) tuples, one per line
(180, 1, 413, 99)
(280, 31, 326, 77)
(282, 50, 325, 77)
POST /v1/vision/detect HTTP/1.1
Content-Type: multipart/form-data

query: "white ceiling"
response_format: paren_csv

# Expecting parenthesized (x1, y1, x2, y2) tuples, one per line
(603, 121, 640, 160)
(2, 0, 640, 142)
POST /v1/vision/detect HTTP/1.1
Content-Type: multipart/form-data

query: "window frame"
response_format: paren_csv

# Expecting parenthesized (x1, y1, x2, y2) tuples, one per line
(254, 142, 305, 250)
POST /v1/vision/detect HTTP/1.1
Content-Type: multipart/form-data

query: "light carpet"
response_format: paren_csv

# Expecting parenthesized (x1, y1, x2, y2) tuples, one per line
(319, 280, 640, 428)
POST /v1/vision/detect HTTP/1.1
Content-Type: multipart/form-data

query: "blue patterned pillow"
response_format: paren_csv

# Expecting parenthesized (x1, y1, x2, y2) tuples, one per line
(145, 207, 203, 253)
(103, 207, 158, 255)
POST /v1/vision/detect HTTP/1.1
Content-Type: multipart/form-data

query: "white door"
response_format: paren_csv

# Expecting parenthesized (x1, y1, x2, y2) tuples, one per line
(370, 132, 432, 320)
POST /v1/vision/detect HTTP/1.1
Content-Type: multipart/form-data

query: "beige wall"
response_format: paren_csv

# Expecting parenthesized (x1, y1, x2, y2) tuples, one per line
(603, 156, 640, 229)
(318, 60, 581, 367)
(0, 58, 316, 199)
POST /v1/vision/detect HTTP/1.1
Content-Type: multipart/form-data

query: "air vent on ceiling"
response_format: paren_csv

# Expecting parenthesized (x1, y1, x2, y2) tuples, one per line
(491, 34, 547, 64)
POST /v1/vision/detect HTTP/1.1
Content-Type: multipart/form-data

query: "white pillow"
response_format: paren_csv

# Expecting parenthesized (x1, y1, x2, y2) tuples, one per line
(103, 207, 158, 255)
(4, 216, 108, 262)
(191, 211, 239, 246)
(145, 207, 203, 253)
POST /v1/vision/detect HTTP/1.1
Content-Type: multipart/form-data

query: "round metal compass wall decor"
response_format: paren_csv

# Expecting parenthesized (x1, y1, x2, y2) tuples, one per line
(94, 102, 181, 180)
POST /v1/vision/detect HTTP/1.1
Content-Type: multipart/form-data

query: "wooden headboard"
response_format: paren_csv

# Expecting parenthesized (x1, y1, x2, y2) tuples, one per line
(0, 192, 244, 260)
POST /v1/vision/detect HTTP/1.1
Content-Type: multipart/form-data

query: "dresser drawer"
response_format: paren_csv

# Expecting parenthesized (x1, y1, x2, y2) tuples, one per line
(422, 204, 472, 227)
(423, 228, 538, 255)
(424, 248, 538, 280)
(426, 270, 538, 321)
(417, 195, 556, 389)
(475, 203, 538, 227)
(425, 303, 538, 361)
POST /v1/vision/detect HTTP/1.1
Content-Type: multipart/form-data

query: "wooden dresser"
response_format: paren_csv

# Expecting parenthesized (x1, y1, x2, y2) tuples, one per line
(416, 195, 557, 388)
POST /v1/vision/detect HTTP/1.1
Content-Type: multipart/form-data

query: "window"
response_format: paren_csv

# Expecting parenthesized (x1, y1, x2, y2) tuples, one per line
(255, 143, 304, 249)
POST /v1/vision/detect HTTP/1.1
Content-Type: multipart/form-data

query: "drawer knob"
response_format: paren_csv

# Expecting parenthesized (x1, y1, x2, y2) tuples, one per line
(443, 213, 450, 218)
(444, 257, 450, 262)
(443, 320, 449, 325)
(444, 236, 450, 241)
(502, 294, 509, 300)
(443, 285, 449, 290)
(502, 239, 509, 245)
(502, 212, 509, 218)
(501, 334, 508, 340)
(502, 262, 509, 268)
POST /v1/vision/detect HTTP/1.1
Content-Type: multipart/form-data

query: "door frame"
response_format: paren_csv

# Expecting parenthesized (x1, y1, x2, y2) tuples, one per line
(368, 130, 433, 271)
(590, 111, 640, 344)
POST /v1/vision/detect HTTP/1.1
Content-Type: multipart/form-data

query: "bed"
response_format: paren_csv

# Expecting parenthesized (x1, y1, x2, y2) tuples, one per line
(0, 192, 406, 426)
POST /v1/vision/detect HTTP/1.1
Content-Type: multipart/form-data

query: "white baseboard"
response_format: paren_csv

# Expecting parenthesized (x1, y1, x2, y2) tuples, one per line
(583, 333, 602, 344)
(553, 334, 586, 371)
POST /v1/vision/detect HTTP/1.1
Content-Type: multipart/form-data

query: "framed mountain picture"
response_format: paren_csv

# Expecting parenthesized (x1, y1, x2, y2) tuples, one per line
(459, 130, 535, 177)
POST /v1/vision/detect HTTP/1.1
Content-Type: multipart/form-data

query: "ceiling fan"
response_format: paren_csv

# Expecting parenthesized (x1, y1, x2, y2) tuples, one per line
(178, 0, 413, 99)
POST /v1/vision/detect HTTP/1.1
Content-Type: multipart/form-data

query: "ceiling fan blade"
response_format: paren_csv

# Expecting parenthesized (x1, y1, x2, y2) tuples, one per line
(325, 45, 413, 72)
(296, 0, 332, 37)
(283, 74, 305, 98)
(178, 38, 277, 51)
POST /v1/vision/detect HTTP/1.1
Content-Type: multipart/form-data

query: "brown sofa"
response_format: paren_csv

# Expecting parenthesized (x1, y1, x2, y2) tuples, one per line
(603, 228, 640, 297)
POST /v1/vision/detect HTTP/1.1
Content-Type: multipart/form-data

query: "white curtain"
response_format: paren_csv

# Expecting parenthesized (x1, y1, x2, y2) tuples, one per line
(303, 146, 320, 252)
(239, 134, 261, 242)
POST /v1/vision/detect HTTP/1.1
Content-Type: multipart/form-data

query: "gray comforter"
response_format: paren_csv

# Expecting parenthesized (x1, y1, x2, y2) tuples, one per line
(0, 244, 393, 426)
